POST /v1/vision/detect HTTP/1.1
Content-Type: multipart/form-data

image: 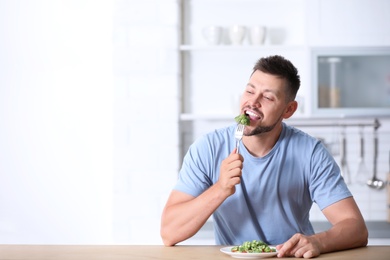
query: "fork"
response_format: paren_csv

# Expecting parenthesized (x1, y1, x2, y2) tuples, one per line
(235, 124, 245, 154)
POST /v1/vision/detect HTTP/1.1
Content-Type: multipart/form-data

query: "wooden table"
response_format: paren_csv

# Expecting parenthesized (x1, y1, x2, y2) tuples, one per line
(0, 245, 389, 259)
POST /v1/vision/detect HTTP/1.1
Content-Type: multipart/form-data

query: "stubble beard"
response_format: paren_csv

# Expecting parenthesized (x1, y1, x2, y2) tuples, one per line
(244, 114, 283, 136)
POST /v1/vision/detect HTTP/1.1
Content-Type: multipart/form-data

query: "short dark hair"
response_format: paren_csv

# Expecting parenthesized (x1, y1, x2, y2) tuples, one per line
(252, 55, 300, 101)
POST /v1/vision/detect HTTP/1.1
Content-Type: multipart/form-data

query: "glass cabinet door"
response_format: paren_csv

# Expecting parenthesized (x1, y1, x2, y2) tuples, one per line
(312, 47, 390, 116)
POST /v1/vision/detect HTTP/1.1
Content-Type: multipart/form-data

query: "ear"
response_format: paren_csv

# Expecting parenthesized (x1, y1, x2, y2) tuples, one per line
(282, 100, 298, 119)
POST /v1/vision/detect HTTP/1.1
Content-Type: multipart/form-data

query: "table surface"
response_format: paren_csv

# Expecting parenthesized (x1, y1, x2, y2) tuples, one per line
(0, 245, 389, 260)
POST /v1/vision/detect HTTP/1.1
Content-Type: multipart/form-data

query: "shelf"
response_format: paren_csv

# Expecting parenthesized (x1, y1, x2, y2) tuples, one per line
(179, 45, 307, 52)
(179, 113, 326, 122)
(180, 113, 236, 121)
(180, 113, 383, 129)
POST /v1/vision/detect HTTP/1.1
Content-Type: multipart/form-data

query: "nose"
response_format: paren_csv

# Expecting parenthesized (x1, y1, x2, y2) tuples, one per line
(247, 94, 261, 107)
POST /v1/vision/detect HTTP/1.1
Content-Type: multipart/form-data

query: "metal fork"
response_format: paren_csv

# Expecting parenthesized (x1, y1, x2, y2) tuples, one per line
(235, 124, 245, 154)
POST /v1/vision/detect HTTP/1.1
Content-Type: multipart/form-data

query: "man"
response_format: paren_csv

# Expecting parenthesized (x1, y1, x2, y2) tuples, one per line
(160, 55, 368, 258)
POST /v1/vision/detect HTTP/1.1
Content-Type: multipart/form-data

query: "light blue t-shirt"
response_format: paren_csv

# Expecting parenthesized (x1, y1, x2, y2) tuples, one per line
(174, 123, 352, 246)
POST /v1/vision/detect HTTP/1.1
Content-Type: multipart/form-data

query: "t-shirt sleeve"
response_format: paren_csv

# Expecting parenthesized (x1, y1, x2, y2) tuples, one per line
(309, 143, 352, 210)
(173, 136, 214, 197)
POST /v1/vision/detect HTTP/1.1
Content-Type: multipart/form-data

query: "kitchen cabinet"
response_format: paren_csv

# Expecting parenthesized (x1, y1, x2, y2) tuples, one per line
(311, 47, 390, 116)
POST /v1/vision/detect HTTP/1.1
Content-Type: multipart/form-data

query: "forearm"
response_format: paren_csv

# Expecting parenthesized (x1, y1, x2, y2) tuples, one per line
(161, 185, 229, 246)
(313, 218, 368, 253)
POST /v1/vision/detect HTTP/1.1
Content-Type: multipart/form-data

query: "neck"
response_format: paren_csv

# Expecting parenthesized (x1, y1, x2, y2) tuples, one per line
(242, 123, 283, 157)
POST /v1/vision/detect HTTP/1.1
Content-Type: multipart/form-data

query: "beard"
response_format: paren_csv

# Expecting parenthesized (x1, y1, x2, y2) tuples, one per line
(244, 113, 283, 136)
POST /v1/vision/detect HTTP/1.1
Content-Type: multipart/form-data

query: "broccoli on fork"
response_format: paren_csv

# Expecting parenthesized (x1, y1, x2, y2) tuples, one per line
(234, 114, 250, 126)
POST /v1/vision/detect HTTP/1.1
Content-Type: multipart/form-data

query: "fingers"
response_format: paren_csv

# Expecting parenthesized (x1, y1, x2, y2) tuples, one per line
(302, 250, 315, 259)
(223, 149, 244, 170)
(230, 148, 243, 162)
(276, 234, 299, 257)
(276, 234, 320, 259)
(217, 149, 245, 196)
(222, 158, 242, 181)
(290, 247, 315, 258)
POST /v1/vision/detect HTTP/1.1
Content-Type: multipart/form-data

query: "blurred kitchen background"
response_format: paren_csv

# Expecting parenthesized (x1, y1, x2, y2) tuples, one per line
(0, 0, 389, 246)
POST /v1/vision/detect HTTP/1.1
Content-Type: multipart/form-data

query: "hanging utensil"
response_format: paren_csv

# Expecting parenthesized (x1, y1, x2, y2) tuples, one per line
(355, 126, 369, 185)
(340, 128, 351, 185)
(387, 151, 390, 222)
(367, 129, 385, 189)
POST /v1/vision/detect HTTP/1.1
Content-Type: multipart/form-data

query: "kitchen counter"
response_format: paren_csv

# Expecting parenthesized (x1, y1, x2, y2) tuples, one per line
(0, 245, 389, 260)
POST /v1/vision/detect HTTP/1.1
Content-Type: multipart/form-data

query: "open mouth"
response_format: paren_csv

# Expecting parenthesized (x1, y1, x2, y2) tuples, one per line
(245, 109, 261, 121)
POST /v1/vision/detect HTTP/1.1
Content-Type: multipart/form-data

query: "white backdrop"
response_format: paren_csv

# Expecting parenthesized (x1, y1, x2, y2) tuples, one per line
(0, 0, 114, 244)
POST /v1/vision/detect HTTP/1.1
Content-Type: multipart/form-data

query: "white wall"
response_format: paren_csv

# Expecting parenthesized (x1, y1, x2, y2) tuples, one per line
(111, 0, 180, 244)
(0, 0, 114, 244)
(0, 0, 180, 245)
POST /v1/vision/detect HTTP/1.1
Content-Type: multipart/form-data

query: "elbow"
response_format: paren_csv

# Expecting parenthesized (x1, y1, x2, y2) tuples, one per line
(161, 232, 176, 247)
(160, 228, 177, 247)
(360, 225, 369, 247)
(162, 238, 176, 247)
(161, 213, 180, 246)
(352, 219, 369, 248)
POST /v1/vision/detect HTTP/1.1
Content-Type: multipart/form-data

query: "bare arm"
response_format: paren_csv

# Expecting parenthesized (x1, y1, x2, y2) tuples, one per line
(160, 187, 225, 246)
(314, 197, 368, 252)
(160, 149, 243, 246)
(276, 197, 368, 258)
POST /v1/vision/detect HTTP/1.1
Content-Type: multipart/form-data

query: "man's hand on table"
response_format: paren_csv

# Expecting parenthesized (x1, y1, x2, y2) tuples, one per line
(276, 233, 321, 259)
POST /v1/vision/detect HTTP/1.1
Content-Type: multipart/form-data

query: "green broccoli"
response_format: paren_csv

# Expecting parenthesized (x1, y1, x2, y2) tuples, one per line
(231, 240, 276, 253)
(234, 114, 250, 126)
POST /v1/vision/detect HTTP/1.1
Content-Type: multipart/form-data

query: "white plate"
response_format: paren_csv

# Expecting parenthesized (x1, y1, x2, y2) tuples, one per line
(220, 246, 278, 259)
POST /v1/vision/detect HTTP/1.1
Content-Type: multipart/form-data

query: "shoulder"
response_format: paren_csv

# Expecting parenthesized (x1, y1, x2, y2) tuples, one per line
(186, 124, 235, 157)
(194, 124, 235, 146)
(282, 123, 320, 146)
(280, 123, 330, 159)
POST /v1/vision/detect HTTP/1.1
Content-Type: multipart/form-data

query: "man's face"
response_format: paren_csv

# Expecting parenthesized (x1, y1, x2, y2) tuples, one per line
(239, 70, 290, 136)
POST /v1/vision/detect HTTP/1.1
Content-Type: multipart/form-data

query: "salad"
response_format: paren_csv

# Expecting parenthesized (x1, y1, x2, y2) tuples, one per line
(234, 114, 250, 126)
(231, 240, 276, 253)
